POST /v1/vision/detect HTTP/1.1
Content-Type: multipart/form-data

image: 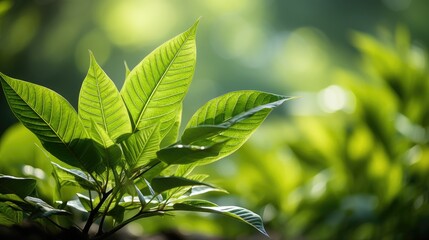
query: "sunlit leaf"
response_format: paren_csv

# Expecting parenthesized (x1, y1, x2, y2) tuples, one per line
(151, 176, 212, 194)
(89, 119, 122, 167)
(160, 105, 182, 148)
(157, 142, 224, 165)
(174, 201, 268, 237)
(121, 20, 198, 136)
(188, 185, 228, 197)
(0, 175, 36, 198)
(78, 52, 132, 141)
(122, 125, 161, 169)
(0, 73, 102, 173)
(183, 90, 291, 165)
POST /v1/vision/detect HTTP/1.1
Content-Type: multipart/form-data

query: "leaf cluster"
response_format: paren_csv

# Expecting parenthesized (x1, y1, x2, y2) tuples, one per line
(0, 20, 290, 239)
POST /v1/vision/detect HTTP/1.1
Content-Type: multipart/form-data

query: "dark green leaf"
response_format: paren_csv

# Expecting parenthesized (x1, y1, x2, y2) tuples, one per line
(0, 202, 23, 226)
(51, 162, 99, 191)
(0, 175, 36, 198)
(24, 196, 70, 218)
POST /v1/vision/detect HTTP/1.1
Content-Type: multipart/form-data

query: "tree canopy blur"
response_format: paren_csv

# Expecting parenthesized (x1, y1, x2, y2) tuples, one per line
(1, 0, 429, 239)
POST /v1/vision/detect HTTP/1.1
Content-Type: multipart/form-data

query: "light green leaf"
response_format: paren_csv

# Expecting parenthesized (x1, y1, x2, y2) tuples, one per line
(188, 185, 228, 197)
(124, 61, 131, 79)
(160, 105, 182, 148)
(0, 175, 36, 198)
(151, 176, 212, 194)
(183, 90, 291, 165)
(181, 125, 227, 145)
(122, 126, 161, 169)
(157, 142, 224, 165)
(51, 162, 99, 191)
(89, 119, 122, 168)
(0, 73, 102, 173)
(120, 20, 198, 136)
(174, 201, 268, 237)
(78, 52, 132, 142)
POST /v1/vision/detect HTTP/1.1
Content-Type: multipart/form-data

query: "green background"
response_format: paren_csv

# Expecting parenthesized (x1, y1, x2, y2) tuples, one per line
(1, 0, 429, 239)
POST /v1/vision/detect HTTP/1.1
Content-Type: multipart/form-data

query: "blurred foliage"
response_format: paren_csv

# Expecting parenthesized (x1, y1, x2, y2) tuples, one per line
(1, 0, 429, 239)
(204, 27, 429, 239)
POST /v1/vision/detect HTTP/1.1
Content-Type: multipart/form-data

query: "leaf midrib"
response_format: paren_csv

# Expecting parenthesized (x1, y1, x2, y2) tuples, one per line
(93, 66, 108, 132)
(133, 32, 193, 132)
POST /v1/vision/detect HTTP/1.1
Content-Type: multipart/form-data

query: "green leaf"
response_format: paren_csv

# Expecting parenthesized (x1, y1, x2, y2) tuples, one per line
(157, 142, 224, 165)
(181, 125, 227, 145)
(188, 185, 228, 197)
(51, 162, 99, 191)
(151, 176, 212, 194)
(122, 125, 161, 169)
(134, 185, 147, 206)
(124, 61, 131, 79)
(0, 193, 26, 205)
(183, 90, 291, 165)
(144, 178, 163, 202)
(24, 196, 70, 218)
(78, 52, 132, 142)
(89, 119, 122, 167)
(76, 193, 93, 211)
(160, 105, 182, 148)
(66, 199, 87, 213)
(0, 202, 23, 226)
(0, 175, 36, 198)
(174, 201, 268, 237)
(120, 20, 198, 136)
(0, 73, 102, 173)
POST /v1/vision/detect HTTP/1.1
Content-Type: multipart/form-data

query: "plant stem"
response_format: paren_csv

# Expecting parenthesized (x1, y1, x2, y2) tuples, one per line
(82, 188, 113, 235)
(93, 211, 164, 240)
(96, 187, 120, 236)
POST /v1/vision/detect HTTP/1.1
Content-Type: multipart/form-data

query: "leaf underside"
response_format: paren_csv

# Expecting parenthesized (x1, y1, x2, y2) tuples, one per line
(174, 201, 269, 237)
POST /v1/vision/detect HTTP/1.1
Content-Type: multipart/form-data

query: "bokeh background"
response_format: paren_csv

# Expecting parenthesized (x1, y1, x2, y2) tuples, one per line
(1, 0, 429, 239)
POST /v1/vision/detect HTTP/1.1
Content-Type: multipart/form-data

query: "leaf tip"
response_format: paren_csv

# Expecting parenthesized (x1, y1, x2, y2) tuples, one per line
(88, 50, 96, 64)
(188, 18, 201, 35)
